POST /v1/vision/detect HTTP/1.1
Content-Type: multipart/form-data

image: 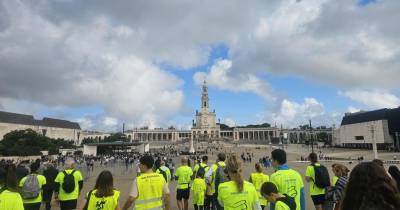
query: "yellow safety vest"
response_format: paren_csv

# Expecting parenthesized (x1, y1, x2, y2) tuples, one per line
(250, 172, 269, 206)
(135, 173, 165, 210)
(217, 181, 259, 210)
(87, 190, 120, 210)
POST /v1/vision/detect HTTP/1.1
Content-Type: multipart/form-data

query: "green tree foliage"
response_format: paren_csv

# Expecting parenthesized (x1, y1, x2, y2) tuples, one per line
(0, 129, 76, 156)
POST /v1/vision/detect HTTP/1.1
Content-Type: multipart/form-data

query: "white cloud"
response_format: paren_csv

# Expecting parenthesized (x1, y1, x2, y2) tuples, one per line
(347, 106, 361, 113)
(1, 0, 400, 130)
(339, 89, 400, 109)
(193, 59, 275, 101)
(224, 118, 237, 127)
(259, 97, 340, 127)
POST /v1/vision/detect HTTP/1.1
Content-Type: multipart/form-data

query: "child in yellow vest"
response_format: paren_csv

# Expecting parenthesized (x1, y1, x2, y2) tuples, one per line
(192, 169, 206, 210)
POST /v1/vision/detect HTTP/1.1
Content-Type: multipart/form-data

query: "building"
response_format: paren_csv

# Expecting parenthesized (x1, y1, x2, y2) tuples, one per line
(191, 81, 220, 141)
(337, 108, 400, 150)
(0, 111, 81, 144)
(126, 127, 191, 142)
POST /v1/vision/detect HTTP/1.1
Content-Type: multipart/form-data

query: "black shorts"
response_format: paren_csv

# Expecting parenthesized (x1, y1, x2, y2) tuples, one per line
(60, 199, 78, 210)
(23, 203, 41, 210)
(311, 194, 325, 205)
(176, 189, 190, 200)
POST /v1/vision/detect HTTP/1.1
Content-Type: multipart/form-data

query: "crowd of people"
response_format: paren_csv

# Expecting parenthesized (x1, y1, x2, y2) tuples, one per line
(1, 148, 400, 210)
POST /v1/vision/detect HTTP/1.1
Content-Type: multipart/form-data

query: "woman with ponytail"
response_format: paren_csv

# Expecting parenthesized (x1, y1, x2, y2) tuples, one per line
(0, 163, 24, 210)
(250, 163, 270, 210)
(217, 155, 262, 210)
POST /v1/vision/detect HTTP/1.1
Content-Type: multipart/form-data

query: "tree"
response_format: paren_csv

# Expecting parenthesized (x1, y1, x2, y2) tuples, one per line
(0, 129, 76, 156)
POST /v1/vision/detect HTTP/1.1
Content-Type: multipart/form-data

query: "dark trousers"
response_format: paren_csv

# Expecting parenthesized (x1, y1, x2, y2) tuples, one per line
(213, 193, 223, 210)
(204, 195, 213, 210)
(24, 203, 41, 210)
(43, 190, 53, 210)
(194, 204, 204, 210)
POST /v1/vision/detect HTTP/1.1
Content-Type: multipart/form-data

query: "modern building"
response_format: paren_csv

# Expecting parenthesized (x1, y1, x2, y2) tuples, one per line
(191, 81, 221, 141)
(0, 111, 81, 144)
(336, 108, 400, 150)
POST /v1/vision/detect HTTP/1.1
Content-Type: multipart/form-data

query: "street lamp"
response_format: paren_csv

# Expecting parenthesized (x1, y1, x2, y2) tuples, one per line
(368, 124, 378, 159)
(309, 120, 314, 153)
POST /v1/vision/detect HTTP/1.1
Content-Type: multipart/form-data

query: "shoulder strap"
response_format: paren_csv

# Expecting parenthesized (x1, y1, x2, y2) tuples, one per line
(63, 171, 67, 176)
(71, 170, 76, 175)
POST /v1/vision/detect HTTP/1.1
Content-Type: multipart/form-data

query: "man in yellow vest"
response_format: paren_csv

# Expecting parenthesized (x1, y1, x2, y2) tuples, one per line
(156, 160, 171, 184)
(175, 157, 193, 210)
(122, 155, 171, 210)
(270, 149, 305, 210)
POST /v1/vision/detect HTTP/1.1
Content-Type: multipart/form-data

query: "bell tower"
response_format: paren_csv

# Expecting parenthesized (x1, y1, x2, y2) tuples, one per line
(201, 80, 209, 112)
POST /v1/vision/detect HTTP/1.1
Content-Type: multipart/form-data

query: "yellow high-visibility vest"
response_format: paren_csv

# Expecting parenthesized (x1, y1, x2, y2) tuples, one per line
(217, 181, 259, 210)
(135, 173, 165, 210)
(87, 190, 120, 210)
(250, 172, 269, 206)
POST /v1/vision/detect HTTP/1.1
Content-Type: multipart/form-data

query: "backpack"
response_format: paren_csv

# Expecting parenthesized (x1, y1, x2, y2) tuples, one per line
(196, 163, 208, 178)
(21, 174, 41, 199)
(313, 164, 330, 188)
(158, 167, 168, 182)
(214, 162, 227, 192)
(62, 170, 76, 193)
(276, 194, 296, 210)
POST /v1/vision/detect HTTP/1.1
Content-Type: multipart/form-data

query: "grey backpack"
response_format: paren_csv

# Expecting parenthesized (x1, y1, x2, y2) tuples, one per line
(21, 174, 41, 199)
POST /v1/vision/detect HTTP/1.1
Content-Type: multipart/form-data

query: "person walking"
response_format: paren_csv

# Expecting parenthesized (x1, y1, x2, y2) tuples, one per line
(270, 149, 305, 210)
(175, 157, 193, 210)
(54, 158, 84, 210)
(42, 162, 59, 210)
(156, 160, 172, 184)
(79, 170, 120, 210)
(261, 182, 296, 210)
(0, 164, 24, 210)
(249, 163, 270, 210)
(122, 155, 171, 210)
(192, 168, 207, 210)
(325, 164, 349, 210)
(193, 156, 209, 180)
(341, 162, 400, 210)
(19, 162, 47, 210)
(305, 153, 329, 210)
(217, 154, 261, 210)
(210, 153, 226, 210)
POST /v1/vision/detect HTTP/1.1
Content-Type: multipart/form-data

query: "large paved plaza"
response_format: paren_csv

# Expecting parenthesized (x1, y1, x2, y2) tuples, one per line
(52, 144, 400, 210)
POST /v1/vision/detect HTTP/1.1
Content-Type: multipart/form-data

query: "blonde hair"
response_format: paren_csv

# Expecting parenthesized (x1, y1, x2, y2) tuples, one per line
(225, 155, 244, 192)
(334, 164, 349, 177)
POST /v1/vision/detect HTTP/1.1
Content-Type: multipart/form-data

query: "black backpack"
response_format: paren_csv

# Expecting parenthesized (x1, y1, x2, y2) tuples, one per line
(196, 163, 208, 177)
(158, 168, 168, 182)
(276, 194, 296, 210)
(62, 170, 76, 193)
(313, 164, 330, 188)
(214, 163, 227, 192)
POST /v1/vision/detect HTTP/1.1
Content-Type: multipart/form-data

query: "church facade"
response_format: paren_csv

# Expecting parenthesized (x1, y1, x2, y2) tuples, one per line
(191, 81, 221, 141)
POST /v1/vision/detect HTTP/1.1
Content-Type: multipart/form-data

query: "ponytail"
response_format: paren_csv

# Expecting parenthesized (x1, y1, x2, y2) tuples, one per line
(226, 155, 244, 192)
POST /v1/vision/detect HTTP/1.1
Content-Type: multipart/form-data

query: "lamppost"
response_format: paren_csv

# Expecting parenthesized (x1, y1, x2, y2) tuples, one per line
(368, 124, 378, 159)
(310, 120, 314, 153)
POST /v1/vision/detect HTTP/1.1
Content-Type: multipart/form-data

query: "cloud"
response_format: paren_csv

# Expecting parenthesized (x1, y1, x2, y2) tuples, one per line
(224, 118, 237, 127)
(339, 89, 400, 109)
(1, 0, 400, 130)
(347, 106, 361, 113)
(259, 97, 340, 127)
(193, 59, 276, 101)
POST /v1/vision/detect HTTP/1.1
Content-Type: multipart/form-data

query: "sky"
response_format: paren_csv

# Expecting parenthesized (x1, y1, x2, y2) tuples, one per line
(0, 0, 399, 131)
